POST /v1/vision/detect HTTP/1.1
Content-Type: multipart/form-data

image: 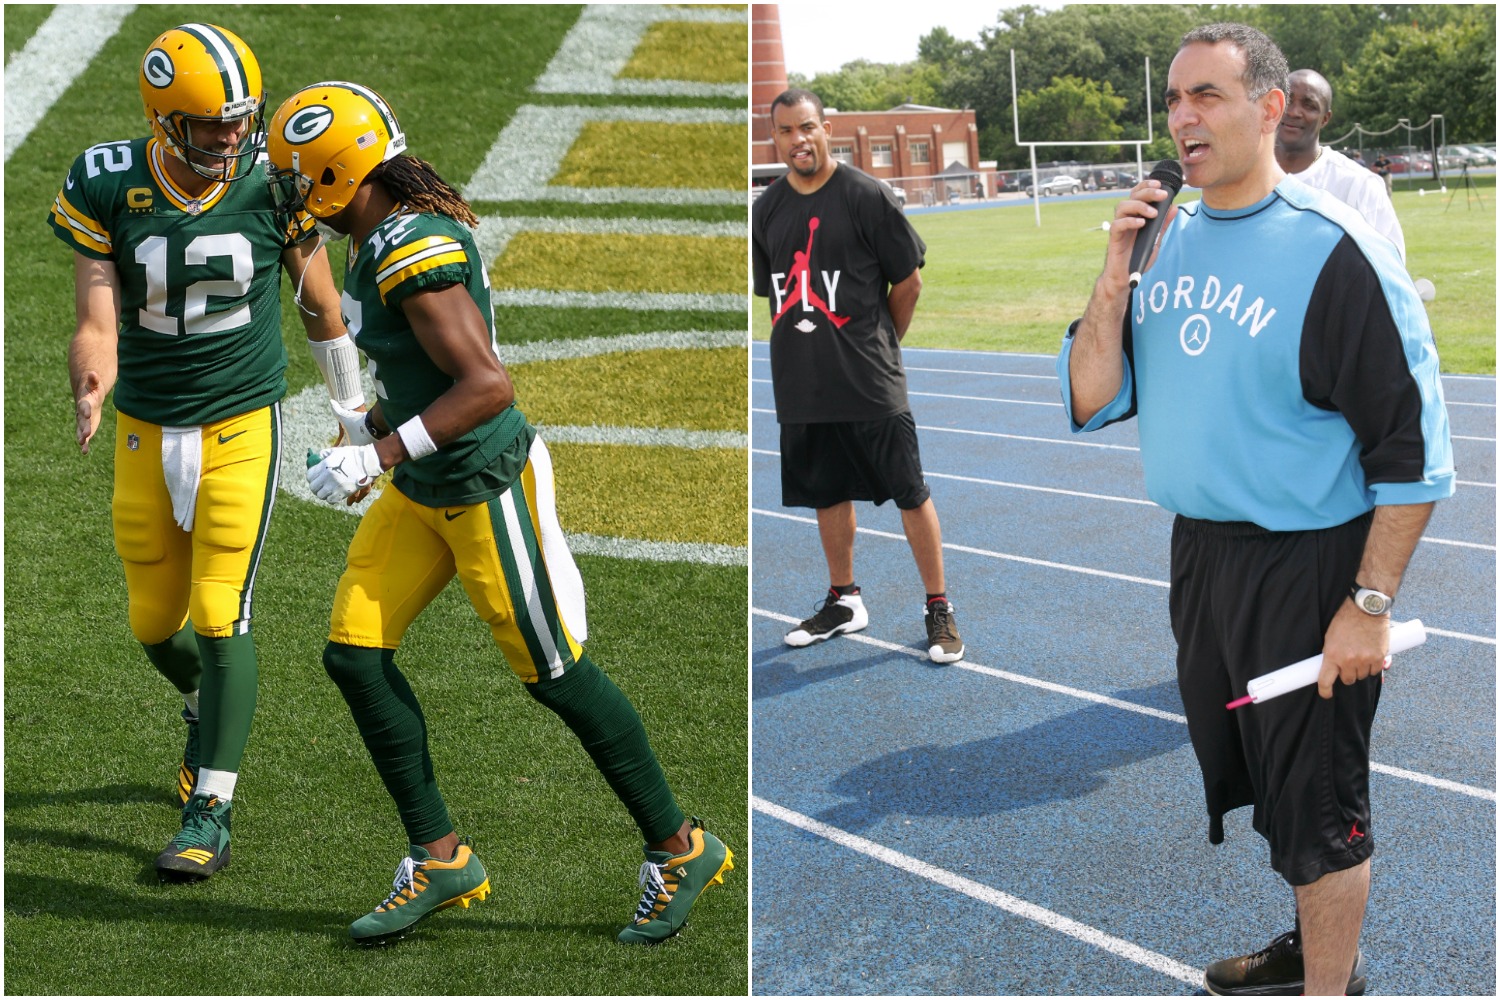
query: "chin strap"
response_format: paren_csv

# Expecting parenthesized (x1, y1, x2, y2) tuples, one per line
(293, 234, 327, 316)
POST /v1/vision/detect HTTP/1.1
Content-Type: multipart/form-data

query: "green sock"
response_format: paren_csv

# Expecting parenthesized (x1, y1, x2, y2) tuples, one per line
(527, 654, 685, 845)
(195, 631, 259, 773)
(323, 642, 452, 845)
(142, 625, 203, 695)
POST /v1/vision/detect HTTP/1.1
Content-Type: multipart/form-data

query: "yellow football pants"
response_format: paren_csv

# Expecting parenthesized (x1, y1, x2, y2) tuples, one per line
(329, 436, 587, 683)
(111, 405, 280, 643)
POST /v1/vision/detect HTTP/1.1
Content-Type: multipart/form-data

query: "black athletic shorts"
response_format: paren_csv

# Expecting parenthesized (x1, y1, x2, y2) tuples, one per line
(1170, 511, 1379, 887)
(780, 413, 932, 510)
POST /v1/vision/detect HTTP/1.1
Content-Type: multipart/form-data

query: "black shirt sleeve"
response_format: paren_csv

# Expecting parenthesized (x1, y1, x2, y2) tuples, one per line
(1299, 235, 1431, 486)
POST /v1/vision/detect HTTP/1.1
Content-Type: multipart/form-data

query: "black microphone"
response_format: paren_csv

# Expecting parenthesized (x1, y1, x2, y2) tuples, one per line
(1128, 159, 1184, 289)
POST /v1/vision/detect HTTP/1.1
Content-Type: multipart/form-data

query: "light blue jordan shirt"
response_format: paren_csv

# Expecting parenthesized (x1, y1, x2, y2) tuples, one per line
(1058, 178, 1454, 531)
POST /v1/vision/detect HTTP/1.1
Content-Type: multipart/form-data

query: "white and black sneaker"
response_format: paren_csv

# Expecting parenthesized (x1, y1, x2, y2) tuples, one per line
(924, 599, 964, 664)
(785, 589, 868, 647)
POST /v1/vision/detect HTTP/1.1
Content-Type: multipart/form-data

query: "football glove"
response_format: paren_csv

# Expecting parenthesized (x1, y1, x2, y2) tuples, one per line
(308, 444, 383, 504)
(331, 398, 375, 446)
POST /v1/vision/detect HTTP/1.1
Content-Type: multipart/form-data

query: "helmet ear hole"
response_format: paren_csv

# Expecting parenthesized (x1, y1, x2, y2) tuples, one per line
(321, 167, 337, 186)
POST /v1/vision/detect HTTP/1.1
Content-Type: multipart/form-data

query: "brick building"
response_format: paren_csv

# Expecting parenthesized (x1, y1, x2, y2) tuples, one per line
(751, 4, 984, 204)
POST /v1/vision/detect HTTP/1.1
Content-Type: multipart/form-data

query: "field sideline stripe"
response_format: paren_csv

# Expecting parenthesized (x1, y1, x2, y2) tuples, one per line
(542, 424, 746, 448)
(752, 509, 1498, 646)
(752, 795, 1205, 987)
(752, 608, 1496, 800)
(5, 4, 136, 161)
(503, 329, 743, 363)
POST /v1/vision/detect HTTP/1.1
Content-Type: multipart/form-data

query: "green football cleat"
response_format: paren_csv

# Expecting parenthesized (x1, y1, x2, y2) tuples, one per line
(156, 793, 231, 882)
(349, 843, 490, 946)
(617, 819, 733, 944)
(177, 708, 200, 805)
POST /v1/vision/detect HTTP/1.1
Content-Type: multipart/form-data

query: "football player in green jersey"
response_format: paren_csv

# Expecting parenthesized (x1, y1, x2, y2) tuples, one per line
(265, 81, 733, 946)
(50, 24, 364, 882)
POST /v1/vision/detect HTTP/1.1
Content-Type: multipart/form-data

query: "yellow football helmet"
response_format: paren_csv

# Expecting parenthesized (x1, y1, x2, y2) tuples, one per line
(139, 23, 265, 182)
(265, 81, 408, 221)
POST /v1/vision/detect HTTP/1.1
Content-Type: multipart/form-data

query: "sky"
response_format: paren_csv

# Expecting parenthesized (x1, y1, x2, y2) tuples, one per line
(777, 1, 1065, 77)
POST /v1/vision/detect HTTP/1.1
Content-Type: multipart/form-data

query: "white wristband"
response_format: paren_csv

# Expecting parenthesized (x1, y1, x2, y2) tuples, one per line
(396, 415, 438, 461)
(308, 335, 364, 409)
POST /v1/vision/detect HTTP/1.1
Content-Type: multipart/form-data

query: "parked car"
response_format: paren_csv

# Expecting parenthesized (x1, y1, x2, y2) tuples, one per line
(996, 171, 1022, 193)
(1385, 153, 1433, 174)
(1441, 144, 1492, 166)
(1026, 174, 1082, 197)
(876, 178, 907, 209)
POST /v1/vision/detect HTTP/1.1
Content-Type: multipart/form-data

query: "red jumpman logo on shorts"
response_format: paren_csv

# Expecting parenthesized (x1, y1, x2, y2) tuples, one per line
(773, 216, 850, 329)
(1347, 821, 1365, 842)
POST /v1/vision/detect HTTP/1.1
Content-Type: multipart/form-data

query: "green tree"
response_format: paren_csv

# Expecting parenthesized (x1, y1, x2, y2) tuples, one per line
(1016, 75, 1126, 161)
(788, 59, 942, 113)
(1336, 5, 1496, 143)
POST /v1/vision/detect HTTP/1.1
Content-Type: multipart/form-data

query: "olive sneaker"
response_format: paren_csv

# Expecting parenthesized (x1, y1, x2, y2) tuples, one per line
(349, 843, 490, 946)
(177, 708, 200, 805)
(785, 589, 868, 647)
(617, 819, 733, 944)
(924, 598, 964, 664)
(1204, 930, 1367, 996)
(156, 793, 231, 882)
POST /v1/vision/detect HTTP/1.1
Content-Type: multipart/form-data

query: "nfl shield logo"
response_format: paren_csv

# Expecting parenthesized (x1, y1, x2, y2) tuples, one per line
(185, 200, 202, 216)
(127, 433, 140, 451)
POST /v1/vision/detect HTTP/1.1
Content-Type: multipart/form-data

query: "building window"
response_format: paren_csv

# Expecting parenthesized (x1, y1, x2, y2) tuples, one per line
(831, 143, 853, 164)
(871, 142, 893, 167)
(910, 142, 929, 165)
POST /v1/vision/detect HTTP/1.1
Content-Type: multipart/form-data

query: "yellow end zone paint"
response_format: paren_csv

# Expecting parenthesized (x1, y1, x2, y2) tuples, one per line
(620, 22, 747, 85)
(514, 347, 746, 432)
(549, 442, 747, 547)
(552, 122, 745, 190)
(492, 232, 742, 294)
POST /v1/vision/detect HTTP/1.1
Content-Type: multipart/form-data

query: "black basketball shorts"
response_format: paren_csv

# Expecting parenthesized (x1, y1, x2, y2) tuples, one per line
(1170, 511, 1379, 887)
(780, 413, 932, 511)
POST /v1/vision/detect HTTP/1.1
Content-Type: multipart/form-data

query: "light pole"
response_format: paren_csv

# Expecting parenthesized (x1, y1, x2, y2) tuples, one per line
(1432, 113, 1445, 182)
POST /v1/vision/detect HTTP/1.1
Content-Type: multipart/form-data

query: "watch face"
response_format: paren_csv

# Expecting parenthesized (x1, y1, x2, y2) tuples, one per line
(1360, 593, 1387, 614)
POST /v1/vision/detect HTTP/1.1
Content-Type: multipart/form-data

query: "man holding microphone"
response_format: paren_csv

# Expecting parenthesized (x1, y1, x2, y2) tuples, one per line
(1059, 23, 1453, 997)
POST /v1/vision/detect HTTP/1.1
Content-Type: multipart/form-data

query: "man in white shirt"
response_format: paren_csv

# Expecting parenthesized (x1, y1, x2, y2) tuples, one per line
(1276, 69, 1406, 261)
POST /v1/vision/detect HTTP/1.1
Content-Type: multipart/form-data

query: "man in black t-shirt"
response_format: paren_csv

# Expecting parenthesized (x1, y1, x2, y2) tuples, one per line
(752, 88, 963, 664)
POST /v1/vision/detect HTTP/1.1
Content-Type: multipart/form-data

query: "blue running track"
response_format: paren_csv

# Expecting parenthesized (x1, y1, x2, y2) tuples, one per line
(750, 341, 1495, 996)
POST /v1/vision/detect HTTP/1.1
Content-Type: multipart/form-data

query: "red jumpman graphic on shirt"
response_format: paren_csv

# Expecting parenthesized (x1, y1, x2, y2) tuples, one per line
(773, 217, 850, 329)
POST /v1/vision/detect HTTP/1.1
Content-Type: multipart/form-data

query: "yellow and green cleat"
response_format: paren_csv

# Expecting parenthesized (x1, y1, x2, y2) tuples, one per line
(156, 793, 231, 882)
(617, 818, 733, 944)
(349, 843, 490, 946)
(176, 708, 199, 805)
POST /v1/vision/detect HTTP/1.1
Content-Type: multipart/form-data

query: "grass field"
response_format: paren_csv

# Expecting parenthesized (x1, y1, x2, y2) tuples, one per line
(5, 5, 747, 995)
(752, 179, 1497, 374)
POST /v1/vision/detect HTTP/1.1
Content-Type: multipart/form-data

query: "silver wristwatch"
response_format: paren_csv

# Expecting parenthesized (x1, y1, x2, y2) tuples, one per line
(1350, 584, 1392, 616)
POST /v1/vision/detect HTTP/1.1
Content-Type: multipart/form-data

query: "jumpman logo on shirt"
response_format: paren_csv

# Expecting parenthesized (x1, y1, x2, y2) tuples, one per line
(773, 217, 850, 330)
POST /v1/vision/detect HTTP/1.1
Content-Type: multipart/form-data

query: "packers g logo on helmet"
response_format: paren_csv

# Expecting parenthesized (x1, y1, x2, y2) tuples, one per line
(265, 82, 408, 221)
(138, 23, 265, 183)
(283, 106, 335, 145)
(142, 48, 174, 89)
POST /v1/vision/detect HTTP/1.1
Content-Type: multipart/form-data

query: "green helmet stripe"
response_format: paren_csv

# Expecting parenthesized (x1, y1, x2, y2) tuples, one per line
(179, 23, 248, 106)
(328, 81, 403, 140)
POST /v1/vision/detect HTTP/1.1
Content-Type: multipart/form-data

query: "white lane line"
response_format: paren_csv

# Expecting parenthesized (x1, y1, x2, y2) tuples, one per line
(753, 508, 1169, 587)
(753, 608, 1497, 801)
(5, 4, 136, 161)
(905, 366, 1057, 380)
(751, 378, 1062, 408)
(753, 450, 1493, 548)
(750, 409, 1142, 452)
(751, 512, 1499, 645)
(752, 795, 1205, 988)
(1452, 435, 1496, 442)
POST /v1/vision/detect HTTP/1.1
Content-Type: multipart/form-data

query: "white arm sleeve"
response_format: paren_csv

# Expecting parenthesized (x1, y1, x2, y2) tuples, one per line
(307, 335, 365, 409)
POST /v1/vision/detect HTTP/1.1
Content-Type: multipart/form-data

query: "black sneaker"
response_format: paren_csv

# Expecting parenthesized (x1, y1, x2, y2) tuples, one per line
(784, 590, 868, 647)
(1204, 931, 1366, 996)
(924, 599, 964, 663)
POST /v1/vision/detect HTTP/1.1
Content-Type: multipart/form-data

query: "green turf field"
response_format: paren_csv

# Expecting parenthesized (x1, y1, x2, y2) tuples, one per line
(5, 5, 748, 995)
(752, 180, 1497, 374)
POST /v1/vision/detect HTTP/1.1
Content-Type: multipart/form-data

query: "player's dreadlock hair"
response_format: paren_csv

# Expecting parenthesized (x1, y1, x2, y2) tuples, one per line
(367, 153, 478, 228)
